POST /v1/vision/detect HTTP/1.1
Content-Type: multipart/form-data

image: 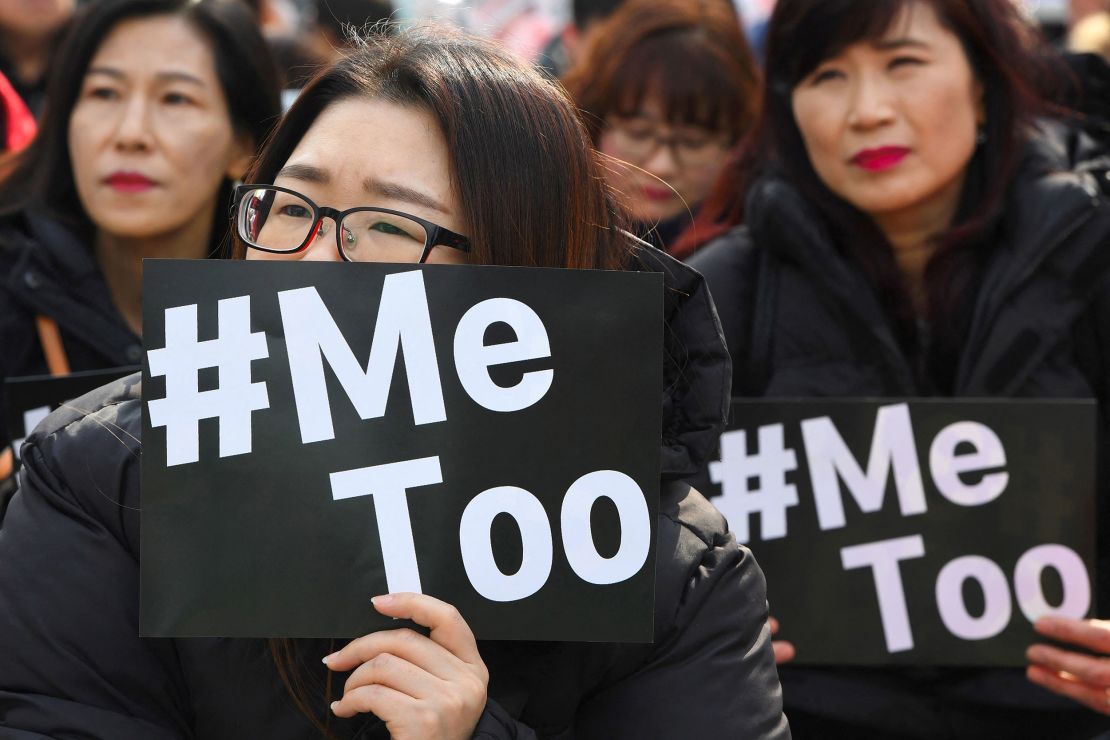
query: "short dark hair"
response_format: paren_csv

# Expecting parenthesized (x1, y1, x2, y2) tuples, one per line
(241, 26, 627, 271)
(562, 0, 760, 146)
(0, 0, 282, 255)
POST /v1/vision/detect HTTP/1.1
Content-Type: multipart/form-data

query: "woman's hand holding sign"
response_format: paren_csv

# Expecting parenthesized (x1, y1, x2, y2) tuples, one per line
(324, 593, 489, 739)
(1026, 615, 1110, 714)
(769, 616, 796, 664)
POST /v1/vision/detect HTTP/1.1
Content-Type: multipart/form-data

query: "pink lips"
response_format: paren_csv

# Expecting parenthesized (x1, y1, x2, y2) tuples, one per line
(851, 146, 910, 173)
(642, 185, 674, 202)
(105, 171, 157, 193)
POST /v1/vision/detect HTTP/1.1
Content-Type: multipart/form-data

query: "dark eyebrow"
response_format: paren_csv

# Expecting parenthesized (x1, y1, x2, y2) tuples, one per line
(272, 167, 449, 214)
(86, 66, 207, 86)
(275, 163, 329, 184)
(872, 37, 931, 52)
(363, 176, 449, 215)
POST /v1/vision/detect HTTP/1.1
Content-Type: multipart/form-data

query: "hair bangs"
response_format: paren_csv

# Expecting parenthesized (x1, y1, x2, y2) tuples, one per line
(610, 29, 747, 137)
(776, 0, 916, 87)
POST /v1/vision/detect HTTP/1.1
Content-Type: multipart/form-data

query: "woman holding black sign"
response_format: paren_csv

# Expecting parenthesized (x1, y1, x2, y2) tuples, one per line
(687, 0, 1110, 737)
(0, 26, 789, 740)
(0, 0, 280, 501)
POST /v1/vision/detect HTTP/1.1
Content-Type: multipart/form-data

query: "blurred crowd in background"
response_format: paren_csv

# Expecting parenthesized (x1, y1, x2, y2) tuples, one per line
(2, 0, 1109, 245)
(4, 0, 1110, 143)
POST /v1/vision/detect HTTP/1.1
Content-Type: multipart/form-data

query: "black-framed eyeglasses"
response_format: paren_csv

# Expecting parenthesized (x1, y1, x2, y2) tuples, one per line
(604, 116, 732, 169)
(233, 184, 471, 264)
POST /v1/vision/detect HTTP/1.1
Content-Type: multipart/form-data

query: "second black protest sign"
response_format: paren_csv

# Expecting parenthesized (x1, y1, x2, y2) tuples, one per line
(5, 366, 137, 463)
(704, 399, 1097, 666)
(141, 260, 661, 641)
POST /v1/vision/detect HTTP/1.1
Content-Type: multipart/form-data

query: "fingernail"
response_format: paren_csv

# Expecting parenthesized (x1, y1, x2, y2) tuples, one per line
(371, 594, 393, 607)
(322, 653, 335, 665)
(330, 701, 339, 714)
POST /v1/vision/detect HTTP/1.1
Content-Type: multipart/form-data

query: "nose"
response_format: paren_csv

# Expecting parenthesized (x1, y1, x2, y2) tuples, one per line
(113, 93, 154, 152)
(846, 73, 895, 130)
(300, 216, 342, 262)
(641, 138, 680, 178)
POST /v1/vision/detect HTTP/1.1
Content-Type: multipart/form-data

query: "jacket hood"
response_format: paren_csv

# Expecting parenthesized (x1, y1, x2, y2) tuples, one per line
(627, 241, 732, 482)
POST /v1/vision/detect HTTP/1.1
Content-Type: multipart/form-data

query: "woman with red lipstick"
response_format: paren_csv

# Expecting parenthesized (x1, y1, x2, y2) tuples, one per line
(562, 0, 759, 258)
(0, 0, 280, 497)
(688, 0, 1110, 737)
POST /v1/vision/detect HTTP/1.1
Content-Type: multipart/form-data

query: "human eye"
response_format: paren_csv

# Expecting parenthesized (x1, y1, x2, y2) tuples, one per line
(83, 84, 120, 101)
(809, 67, 845, 85)
(369, 217, 422, 241)
(623, 124, 655, 141)
(274, 196, 312, 219)
(611, 116, 654, 140)
(889, 55, 925, 70)
(278, 204, 311, 218)
(676, 131, 714, 150)
(341, 211, 428, 261)
(163, 90, 198, 106)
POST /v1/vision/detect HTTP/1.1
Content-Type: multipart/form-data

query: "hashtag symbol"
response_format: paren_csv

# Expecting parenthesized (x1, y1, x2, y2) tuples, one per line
(709, 424, 799, 544)
(147, 296, 270, 466)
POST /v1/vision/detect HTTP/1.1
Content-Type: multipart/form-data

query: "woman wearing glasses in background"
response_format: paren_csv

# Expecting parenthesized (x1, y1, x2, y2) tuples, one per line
(562, 0, 760, 259)
(0, 26, 790, 740)
(0, 0, 280, 499)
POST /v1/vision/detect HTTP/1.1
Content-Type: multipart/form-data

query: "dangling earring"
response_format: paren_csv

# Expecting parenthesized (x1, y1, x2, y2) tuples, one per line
(976, 127, 987, 146)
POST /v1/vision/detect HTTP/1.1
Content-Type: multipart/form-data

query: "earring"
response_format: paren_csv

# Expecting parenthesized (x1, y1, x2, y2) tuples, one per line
(976, 127, 987, 146)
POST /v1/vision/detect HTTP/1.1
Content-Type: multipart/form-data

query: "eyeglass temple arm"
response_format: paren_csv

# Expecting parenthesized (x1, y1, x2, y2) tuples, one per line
(433, 226, 471, 252)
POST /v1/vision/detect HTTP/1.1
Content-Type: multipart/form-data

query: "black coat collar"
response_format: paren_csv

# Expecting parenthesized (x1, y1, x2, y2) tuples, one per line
(1, 208, 140, 367)
(744, 126, 1110, 395)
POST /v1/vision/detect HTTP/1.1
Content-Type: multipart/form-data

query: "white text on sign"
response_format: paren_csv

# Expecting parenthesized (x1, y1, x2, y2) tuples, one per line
(709, 403, 1089, 652)
(146, 270, 651, 604)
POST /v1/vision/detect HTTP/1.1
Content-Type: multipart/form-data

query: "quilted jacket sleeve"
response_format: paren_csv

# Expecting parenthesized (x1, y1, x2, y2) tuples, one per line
(0, 376, 193, 739)
(572, 483, 790, 740)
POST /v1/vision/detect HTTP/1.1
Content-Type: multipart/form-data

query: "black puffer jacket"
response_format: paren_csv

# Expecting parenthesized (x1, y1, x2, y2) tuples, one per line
(0, 250, 790, 739)
(689, 125, 1110, 739)
(0, 209, 144, 449)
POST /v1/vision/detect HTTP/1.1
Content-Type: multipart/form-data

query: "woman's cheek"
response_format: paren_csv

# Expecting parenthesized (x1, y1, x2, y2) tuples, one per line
(684, 160, 725, 205)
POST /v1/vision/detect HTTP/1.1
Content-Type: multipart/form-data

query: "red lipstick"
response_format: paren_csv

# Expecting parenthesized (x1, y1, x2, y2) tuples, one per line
(851, 147, 910, 173)
(642, 185, 674, 202)
(105, 171, 157, 192)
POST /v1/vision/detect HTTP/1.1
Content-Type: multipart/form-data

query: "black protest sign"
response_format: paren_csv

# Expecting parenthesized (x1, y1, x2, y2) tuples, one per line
(703, 399, 1096, 666)
(140, 259, 661, 641)
(5, 367, 138, 461)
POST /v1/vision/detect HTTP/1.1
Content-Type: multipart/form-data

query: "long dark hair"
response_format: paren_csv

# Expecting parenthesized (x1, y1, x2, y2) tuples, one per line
(679, 0, 1056, 386)
(561, 0, 760, 147)
(241, 27, 628, 271)
(0, 0, 281, 256)
(256, 27, 631, 735)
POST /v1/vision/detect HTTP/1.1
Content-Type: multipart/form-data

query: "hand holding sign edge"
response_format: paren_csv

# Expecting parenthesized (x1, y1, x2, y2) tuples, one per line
(323, 593, 489, 739)
(1026, 615, 1110, 714)
(769, 616, 796, 664)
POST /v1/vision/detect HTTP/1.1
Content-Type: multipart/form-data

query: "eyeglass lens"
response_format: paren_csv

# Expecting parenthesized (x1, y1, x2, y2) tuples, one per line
(238, 187, 431, 263)
(610, 123, 723, 168)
